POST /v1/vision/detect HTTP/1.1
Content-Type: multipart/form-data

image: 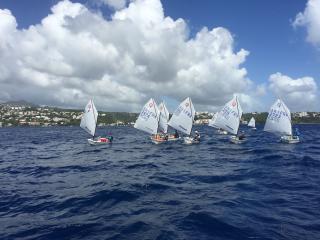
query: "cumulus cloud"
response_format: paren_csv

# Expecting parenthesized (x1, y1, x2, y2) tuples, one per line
(269, 72, 318, 111)
(293, 0, 320, 48)
(0, 0, 252, 112)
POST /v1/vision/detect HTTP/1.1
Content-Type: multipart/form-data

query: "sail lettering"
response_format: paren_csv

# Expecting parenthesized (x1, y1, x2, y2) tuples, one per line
(183, 109, 192, 118)
(268, 109, 288, 122)
(221, 106, 239, 120)
(140, 107, 156, 120)
(174, 106, 183, 116)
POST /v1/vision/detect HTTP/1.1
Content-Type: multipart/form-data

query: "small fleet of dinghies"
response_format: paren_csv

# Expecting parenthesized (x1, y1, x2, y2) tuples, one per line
(134, 97, 198, 144)
(80, 97, 300, 145)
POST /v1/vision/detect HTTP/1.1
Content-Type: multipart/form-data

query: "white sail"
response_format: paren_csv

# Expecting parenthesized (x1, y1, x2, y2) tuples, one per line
(264, 99, 292, 135)
(158, 102, 170, 133)
(248, 117, 255, 128)
(214, 96, 243, 135)
(134, 98, 160, 135)
(168, 97, 195, 135)
(80, 99, 98, 137)
(208, 113, 219, 129)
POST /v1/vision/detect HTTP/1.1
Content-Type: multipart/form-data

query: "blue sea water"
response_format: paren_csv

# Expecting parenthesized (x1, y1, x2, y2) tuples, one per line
(0, 124, 319, 240)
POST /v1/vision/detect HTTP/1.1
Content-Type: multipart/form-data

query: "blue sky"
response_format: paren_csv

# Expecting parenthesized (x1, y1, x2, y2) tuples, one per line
(162, 0, 319, 94)
(0, 0, 319, 112)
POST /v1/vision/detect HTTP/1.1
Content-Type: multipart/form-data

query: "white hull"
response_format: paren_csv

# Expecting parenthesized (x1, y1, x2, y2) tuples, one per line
(217, 129, 228, 135)
(167, 136, 181, 142)
(280, 135, 300, 144)
(150, 134, 181, 144)
(229, 135, 246, 144)
(250, 127, 257, 130)
(183, 136, 200, 145)
(88, 137, 111, 145)
(151, 139, 166, 144)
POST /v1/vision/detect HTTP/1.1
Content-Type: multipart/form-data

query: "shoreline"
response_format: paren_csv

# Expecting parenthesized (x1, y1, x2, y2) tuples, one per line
(1, 122, 320, 128)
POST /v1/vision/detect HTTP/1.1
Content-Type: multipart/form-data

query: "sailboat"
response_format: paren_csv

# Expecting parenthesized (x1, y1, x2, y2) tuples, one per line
(150, 101, 170, 144)
(208, 113, 228, 135)
(248, 117, 257, 130)
(213, 96, 244, 144)
(134, 98, 162, 143)
(158, 102, 169, 133)
(208, 113, 218, 128)
(264, 99, 299, 143)
(168, 97, 198, 144)
(80, 99, 113, 145)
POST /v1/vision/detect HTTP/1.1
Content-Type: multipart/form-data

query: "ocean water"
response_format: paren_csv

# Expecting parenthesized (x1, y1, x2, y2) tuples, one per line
(0, 125, 319, 240)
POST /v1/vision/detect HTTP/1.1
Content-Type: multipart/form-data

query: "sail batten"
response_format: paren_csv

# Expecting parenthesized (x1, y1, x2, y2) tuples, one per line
(264, 99, 292, 135)
(213, 96, 242, 135)
(168, 97, 195, 135)
(80, 99, 98, 137)
(134, 98, 160, 135)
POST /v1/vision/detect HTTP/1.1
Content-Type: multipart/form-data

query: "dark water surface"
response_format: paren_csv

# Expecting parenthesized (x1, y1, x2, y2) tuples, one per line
(0, 125, 319, 240)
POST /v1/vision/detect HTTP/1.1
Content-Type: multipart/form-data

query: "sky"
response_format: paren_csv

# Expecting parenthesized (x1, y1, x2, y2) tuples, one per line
(0, 0, 319, 112)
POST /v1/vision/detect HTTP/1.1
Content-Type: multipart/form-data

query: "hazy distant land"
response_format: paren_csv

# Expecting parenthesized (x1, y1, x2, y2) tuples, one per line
(0, 100, 319, 127)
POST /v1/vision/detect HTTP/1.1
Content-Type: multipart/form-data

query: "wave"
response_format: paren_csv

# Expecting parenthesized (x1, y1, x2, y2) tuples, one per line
(181, 212, 253, 239)
(126, 163, 158, 170)
(1, 125, 320, 240)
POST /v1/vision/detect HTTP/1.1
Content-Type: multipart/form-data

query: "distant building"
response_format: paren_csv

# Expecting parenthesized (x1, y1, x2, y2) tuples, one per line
(19, 119, 27, 125)
(194, 119, 209, 125)
(298, 112, 308, 117)
(29, 122, 41, 126)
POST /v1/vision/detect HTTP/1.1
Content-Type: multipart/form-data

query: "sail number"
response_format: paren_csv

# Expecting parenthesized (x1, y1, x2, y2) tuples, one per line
(268, 109, 289, 122)
(174, 106, 192, 118)
(140, 107, 156, 120)
(221, 106, 239, 120)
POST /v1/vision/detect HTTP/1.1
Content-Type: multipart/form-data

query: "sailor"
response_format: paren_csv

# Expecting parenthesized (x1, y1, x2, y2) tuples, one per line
(193, 131, 200, 141)
(174, 130, 179, 138)
(238, 131, 245, 140)
(107, 134, 113, 142)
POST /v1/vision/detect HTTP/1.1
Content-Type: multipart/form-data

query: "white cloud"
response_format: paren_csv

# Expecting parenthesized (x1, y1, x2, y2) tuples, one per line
(293, 0, 320, 47)
(0, 0, 252, 112)
(269, 72, 318, 111)
(255, 84, 267, 96)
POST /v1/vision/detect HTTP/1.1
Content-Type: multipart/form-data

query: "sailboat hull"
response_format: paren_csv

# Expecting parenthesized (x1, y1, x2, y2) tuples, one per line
(183, 137, 200, 145)
(167, 135, 181, 142)
(88, 137, 112, 145)
(217, 129, 228, 135)
(230, 136, 246, 144)
(280, 135, 300, 144)
(150, 136, 167, 144)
